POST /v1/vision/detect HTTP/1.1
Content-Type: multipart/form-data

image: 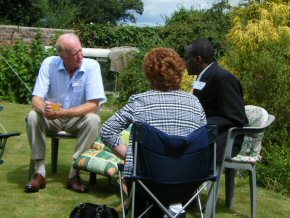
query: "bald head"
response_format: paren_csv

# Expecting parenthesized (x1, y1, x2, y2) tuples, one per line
(55, 33, 81, 58)
(55, 33, 83, 74)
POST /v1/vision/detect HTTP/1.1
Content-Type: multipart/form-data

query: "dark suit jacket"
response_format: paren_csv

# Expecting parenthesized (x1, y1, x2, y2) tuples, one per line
(194, 62, 248, 160)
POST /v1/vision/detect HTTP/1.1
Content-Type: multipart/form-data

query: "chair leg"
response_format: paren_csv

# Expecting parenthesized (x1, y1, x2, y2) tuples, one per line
(51, 138, 59, 174)
(204, 181, 216, 218)
(119, 172, 126, 218)
(225, 168, 236, 209)
(197, 194, 204, 218)
(249, 167, 257, 218)
(90, 172, 96, 184)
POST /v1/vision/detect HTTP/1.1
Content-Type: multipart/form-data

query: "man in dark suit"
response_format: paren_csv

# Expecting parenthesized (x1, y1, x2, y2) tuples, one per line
(185, 38, 248, 161)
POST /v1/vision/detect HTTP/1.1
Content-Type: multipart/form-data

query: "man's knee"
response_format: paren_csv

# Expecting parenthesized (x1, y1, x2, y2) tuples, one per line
(84, 113, 100, 130)
(26, 110, 41, 126)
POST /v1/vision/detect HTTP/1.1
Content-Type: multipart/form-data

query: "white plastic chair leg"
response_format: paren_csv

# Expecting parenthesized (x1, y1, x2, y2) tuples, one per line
(225, 168, 236, 208)
(249, 168, 257, 218)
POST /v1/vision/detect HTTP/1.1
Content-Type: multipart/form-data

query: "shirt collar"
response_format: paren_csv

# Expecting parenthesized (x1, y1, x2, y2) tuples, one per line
(196, 62, 214, 81)
(57, 58, 66, 72)
(57, 58, 84, 74)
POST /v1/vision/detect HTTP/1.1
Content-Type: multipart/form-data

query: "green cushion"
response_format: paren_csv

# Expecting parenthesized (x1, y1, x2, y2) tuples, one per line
(73, 149, 123, 177)
(73, 126, 131, 177)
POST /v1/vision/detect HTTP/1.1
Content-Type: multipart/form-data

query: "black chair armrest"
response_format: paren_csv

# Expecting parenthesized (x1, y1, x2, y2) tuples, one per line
(0, 132, 21, 138)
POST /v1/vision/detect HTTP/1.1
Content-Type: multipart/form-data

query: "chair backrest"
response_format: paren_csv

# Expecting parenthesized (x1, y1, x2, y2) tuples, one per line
(233, 105, 269, 162)
(132, 122, 217, 184)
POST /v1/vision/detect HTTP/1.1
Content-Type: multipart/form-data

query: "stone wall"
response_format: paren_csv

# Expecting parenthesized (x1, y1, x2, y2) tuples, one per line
(0, 25, 74, 46)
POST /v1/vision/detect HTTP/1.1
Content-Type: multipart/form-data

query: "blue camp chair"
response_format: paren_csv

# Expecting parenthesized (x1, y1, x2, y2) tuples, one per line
(118, 122, 218, 218)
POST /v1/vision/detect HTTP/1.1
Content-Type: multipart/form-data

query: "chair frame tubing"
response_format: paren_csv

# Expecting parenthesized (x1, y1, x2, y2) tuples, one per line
(0, 132, 21, 164)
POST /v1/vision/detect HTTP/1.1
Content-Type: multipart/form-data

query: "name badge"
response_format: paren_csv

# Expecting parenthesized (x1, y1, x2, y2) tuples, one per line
(72, 80, 82, 87)
(192, 81, 206, 90)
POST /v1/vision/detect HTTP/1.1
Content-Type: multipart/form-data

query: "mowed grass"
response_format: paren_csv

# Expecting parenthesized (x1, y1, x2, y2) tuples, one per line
(0, 101, 289, 218)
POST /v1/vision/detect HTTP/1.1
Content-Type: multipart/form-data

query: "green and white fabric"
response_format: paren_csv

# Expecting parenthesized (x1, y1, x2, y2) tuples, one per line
(231, 105, 268, 163)
(73, 126, 131, 177)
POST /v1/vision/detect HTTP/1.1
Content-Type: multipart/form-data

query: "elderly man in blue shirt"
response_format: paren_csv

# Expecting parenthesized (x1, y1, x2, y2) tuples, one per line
(25, 33, 106, 193)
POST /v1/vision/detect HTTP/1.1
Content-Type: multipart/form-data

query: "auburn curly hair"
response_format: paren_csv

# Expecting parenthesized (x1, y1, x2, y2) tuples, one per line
(144, 47, 185, 91)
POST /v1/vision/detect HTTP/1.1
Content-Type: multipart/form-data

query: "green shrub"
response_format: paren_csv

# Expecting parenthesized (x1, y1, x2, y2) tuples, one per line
(0, 32, 54, 103)
(257, 134, 290, 195)
(116, 50, 149, 106)
(77, 23, 163, 49)
(221, 1, 290, 193)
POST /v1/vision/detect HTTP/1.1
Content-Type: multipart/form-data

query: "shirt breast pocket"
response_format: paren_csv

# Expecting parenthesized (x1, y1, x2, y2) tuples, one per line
(73, 86, 84, 97)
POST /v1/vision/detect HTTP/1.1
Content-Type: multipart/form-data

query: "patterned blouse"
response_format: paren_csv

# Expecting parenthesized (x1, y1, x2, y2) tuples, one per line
(100, 90, 207, 175)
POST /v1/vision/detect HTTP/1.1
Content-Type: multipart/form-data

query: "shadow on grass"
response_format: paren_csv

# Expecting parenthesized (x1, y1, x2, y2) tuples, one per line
(215, 196, 249, 218)
(6, 163, 119, 199)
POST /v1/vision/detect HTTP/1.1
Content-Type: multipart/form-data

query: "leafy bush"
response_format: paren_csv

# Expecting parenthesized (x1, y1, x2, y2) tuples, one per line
(257, 130, 290, 195)
(0, 32, 54, 103)
(116, 50, 148, 106)
(221, 1, 290, 194)
(77, 23, 163, 49)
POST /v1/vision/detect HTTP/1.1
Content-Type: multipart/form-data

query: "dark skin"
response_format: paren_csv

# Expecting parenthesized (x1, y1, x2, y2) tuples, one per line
(185, 44, 210, 76)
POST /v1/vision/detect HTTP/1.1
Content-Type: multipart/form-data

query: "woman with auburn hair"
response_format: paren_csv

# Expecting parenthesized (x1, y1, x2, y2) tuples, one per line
(144, 47, 184, 91)
(100, 47, 206, 217)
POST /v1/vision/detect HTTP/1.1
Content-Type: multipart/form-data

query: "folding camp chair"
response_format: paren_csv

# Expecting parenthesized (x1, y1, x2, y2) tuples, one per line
(0, 106, 21, 164)
(118, 122, 218, 218)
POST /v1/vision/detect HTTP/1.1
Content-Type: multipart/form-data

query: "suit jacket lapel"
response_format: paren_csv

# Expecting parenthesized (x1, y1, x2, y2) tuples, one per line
(199, 62, 217, 82)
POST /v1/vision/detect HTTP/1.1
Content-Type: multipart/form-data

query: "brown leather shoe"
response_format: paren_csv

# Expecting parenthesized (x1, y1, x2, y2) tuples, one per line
(67, 175, 88, 193)
(25, 173, 46, 193)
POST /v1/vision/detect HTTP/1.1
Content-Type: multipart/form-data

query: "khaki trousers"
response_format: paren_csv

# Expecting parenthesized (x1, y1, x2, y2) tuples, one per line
(26, 110, 100, 161)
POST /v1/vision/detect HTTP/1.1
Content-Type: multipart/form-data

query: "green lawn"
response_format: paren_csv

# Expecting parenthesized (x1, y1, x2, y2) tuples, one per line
(0, 101, 289, 218)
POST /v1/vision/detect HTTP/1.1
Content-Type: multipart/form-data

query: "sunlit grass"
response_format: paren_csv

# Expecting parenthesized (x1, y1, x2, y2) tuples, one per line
(0, 101, 289, 218)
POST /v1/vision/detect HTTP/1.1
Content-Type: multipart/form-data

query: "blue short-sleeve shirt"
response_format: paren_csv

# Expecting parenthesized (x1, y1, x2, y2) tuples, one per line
(32, 56, 106, 108)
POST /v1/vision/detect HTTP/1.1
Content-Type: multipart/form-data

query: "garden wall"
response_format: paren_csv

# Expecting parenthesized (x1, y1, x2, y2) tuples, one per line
(0, 25, 74, 46)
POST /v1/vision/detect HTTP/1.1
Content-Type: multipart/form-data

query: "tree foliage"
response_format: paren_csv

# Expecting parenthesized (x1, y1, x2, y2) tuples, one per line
(160, 0, 232, 57)
(0, 0, 43, 26)
(222, 0, 289, 130)
(35, 0, 79, 28)
(0, 0, 143, 28)
(72, 0, 143, 25)
(221, 0, 290, 193)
